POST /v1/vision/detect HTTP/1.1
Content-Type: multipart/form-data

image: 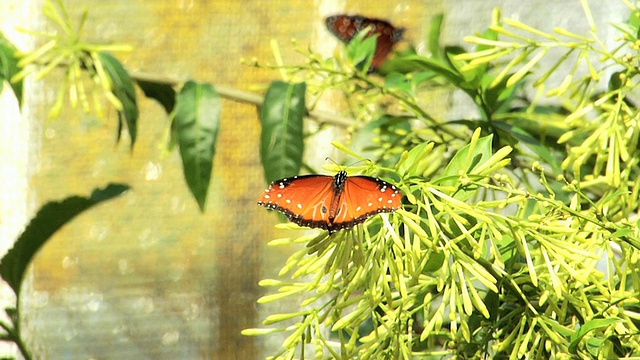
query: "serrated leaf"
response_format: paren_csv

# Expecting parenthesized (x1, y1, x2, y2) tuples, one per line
(0, 34, 22, 106)
(135, 78, 176, 114)
(98, 52, 138, 149)
(0, 184, 129, 296)
(174, 80, 221, 211)
(259, 81, 306, 184)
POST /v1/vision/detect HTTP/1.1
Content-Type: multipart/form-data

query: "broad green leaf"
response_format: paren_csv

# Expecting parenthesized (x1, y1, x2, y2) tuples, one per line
(441, 133, 494, 181)
(428, 14, 445, 59)
(98, 51, 138, 149)
(135, 78, 176, 114)
(445, 45, 483, 86)
(377, 45, 419, 74)
(0, 184, 129, 296)
(174, 80, 221, 211)
(397, 141, 435, 179)
(422, 251, 445, 273)
(383, 72, 411, 93)
(439, 132, 494, 200)
(608, 71, 624, 92)
(0, 33, 22, 106)
(629, 9, 640, 38)
(400, 55, 470, 90)
(345, 29, 377, 73)
(260, 81, 306, 184)
(493, 121, 561, 173)
(568, 317, 621, 354)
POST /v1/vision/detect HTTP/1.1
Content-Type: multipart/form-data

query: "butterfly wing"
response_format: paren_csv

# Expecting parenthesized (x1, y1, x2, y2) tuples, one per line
(330, 176, 403, 231)
(257, 175, 337, 230)
(325, 15, 404, 70)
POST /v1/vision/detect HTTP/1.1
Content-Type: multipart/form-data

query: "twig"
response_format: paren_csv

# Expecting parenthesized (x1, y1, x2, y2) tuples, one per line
(130, 71, 354, 127)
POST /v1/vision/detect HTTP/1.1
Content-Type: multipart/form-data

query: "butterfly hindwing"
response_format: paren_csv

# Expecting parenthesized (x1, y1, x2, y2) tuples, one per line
(331, 176, 403, 230)
(258, 175, 336, 230)
(258, 172, 403, 233)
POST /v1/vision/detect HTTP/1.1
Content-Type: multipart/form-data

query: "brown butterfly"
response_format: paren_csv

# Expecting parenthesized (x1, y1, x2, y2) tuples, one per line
(325, 14, 405, 70)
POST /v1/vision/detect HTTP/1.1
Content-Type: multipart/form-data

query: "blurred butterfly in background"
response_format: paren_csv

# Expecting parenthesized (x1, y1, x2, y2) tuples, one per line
(325, 14, 405, 70)
(258, 170, 403, 234)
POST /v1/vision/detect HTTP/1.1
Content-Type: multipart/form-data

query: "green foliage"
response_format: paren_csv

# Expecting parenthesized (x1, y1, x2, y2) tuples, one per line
(2, 0, 225, 210)
(98, 52, 138, 148)
(344, 27, 378, 73)
(0, 183, 129, 296)
(0, 33, 22, 106)
(245, 3, 640, 359)
(260, 81, 306, 184)
(0, 184, 129, 360)
(173, 80, 222, 211)
(10, 0, 133, 120)
(136, 78, 176, 114)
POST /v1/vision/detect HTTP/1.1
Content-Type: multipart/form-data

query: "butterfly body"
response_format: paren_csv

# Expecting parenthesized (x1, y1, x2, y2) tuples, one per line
(325, 14, 405, 70)
(258, 171, 403, 234)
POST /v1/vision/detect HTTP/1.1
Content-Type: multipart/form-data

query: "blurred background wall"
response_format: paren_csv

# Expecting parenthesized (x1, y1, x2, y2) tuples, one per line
(0, 0, 628, 358)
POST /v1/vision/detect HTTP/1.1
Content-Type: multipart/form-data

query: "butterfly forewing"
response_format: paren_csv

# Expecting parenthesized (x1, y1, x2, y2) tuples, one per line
(258, 175, 337, 230)
(331, 176, 403, 230)
(325, 14, 404, 70)
(258, 172, 403, 233)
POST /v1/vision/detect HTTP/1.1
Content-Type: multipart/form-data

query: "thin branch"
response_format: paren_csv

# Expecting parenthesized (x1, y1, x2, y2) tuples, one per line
(130, 71, 354, 127)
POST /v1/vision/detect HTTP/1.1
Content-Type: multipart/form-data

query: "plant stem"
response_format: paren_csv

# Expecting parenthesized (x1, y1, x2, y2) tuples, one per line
(13, 299, 33, 360)
(130, 71, 354, 127)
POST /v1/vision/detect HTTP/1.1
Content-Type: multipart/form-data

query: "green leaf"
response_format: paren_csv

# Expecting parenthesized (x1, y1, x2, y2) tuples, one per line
(569, 317, 621, 354)
(608, 71, 624, 92)
(439, 133, 494, 200)
(174, 80, 221, 211)
(0, 184, 129, 296)
(442, 134, 493, 179)
(428, 14, 445, 59)
(397, 141, 435, 179)
(135, 78, 176, 114)
(259, 81, 306, 183)
(400, 55, 470, 90)
(0, 33, 22, 106)
(493, 122, 562, 173)
(422, 251, 445, 273)
(98, 51, 138, 149)
(351, 115, 412, 166)
(383, 72, 411, 93)
(629, 9, 640, 39)
(345, 30, 378, 73)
